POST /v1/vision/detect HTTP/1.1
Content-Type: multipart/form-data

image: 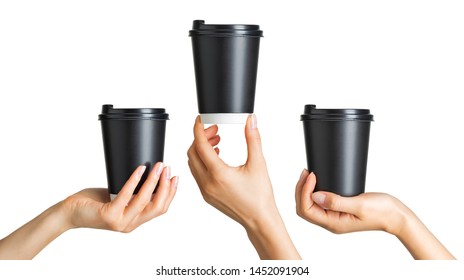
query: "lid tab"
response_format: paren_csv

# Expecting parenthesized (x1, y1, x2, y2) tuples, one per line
(189, 20, 263, 37)
(301, 104, 374, 121)
(99, 104, 169, 120)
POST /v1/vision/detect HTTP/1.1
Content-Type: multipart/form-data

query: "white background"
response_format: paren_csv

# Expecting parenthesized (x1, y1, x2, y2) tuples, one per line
(1, 0, 463, 279)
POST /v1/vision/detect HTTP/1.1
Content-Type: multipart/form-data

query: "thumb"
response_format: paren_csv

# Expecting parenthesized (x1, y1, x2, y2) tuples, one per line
(312, 191, 361, 215)
(244, 114, 265, 166)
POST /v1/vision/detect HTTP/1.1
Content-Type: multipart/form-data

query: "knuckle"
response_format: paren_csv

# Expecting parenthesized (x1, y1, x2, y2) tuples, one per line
(152, 203, 164, 214)
(296, 207, 303, 217)
(200, 192, 210, 203)
(187, 147, 192, 158)
(200, 190, 213, 204)
(107, 220, 124, 232)
(329, 197, 341, 211)
(121, 227, 134, 234)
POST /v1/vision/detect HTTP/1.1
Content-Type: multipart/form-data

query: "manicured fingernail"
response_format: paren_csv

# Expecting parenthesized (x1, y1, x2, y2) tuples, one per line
(299, 169, 308, 181)
(156, 163, 164, 177)
(137, 166, 146, 180)
(165, 166, 171, 179)
(306, 172, 315, 183)
(312, 192, 326, 205)
(173, 176, 179, 188)
(251, 114, 257, 129)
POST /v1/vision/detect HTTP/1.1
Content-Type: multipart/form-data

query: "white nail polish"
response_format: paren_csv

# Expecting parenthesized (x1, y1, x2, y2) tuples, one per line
(299, 169, 307, 181)
(313, 193, 326, 205)
(137, 166, 146, 180)
(156, 163, 164, 177)
(251, 114, 257, 129)
(173, 177, 179, 188)
(165, 166, 171, 179)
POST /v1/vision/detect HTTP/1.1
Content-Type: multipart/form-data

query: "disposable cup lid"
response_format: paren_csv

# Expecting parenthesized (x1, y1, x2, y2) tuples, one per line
(98, 104, 169, 120)
(189, 20, 263, 37)
(300, 104, 373, 121)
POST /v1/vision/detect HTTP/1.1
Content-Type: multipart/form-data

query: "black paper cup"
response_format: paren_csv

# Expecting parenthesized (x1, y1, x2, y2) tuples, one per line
(301, 104, 374, 197)
(99, 104, 169, 200)
(190, 20, 263, 124)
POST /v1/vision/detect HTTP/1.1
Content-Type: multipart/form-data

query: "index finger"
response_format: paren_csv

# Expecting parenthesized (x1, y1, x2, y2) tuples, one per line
(193, 116, 226, 170)
(299, 172, 329, 225)
(295, 169, 310, 206)
(111, 165, 146, 210)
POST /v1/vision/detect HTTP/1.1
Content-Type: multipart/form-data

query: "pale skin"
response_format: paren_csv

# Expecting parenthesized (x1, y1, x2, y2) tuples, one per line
(187, 115, 301, 260)
(0, 162, 178, 260)
(295, 170, 455, 260)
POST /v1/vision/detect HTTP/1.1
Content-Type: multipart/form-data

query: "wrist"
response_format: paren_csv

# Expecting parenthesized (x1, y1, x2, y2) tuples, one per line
(51, 201, 75, 233)
(390, 206, 455, 259)
(384, 197, 415, 237)
(243, 206, 301, 260)
(243, 205, 283, 235)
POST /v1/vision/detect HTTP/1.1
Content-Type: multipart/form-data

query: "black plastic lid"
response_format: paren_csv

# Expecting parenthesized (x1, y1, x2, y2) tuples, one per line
(300, 104, 373, 121)
(99, 104, 169, 120)
(189, 20, 263, 37)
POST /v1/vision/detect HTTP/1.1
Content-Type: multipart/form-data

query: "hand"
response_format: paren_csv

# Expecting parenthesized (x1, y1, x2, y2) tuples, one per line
(295, 170, 407, 234)
(0, 163, 178, 259)
(187, 115, 300, 260)
(63, 162, 178, 233)
(187, 115, 276, 227)
(295, 170, 455, 259)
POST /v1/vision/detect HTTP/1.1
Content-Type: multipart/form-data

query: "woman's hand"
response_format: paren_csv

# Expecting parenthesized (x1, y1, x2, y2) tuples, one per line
(295, 170, 407, 234)
(63, 162, 178, 232)
(0, 163, 178, 259)
(187, 115, 300, 260)
(295, 170, 455, 260)
(187, 115, 276, 228)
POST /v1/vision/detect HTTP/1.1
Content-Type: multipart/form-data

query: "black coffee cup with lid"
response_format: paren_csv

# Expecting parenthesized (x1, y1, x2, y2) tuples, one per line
(190, 20, 263, 124)
(301, 104, 374, 197)
(99, 105, 169, 200)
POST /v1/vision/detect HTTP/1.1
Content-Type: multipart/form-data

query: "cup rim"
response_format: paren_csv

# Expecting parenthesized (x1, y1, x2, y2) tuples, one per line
(301, 104, 374, 121)
(189, 20, 263, 37)
(98, 104, 169, 120)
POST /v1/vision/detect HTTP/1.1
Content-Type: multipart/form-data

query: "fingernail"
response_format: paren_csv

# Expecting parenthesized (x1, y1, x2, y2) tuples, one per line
(137, 166, 146, 180)
(173, 176, 179, 188)
(155, 163, 164, 177)
(165, 166, 171, 179)
(251, 114, 257, 129)
(299, 168, 308, 181)
(312, 192, 326, 205)
(306, 171, 315, 183)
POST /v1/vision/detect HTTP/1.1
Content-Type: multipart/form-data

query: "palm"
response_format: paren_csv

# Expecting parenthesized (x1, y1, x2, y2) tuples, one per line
(305, 191, 399, 233)
(63, 188, 113, 230)
(62, 164, 178, 233)
(305, 198, 361, 233)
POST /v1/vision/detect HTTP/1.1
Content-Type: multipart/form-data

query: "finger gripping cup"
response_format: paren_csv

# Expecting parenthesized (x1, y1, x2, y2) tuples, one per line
(99, 105, 169, 200)
(301, 104, 374, 197)
(190, 20, 263, 124)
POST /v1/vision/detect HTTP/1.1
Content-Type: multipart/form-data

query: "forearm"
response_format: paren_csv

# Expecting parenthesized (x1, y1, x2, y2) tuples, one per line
(395, 210, 455, 260)
(0, 202, 71, 260)
(245, 208, 301, 260)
